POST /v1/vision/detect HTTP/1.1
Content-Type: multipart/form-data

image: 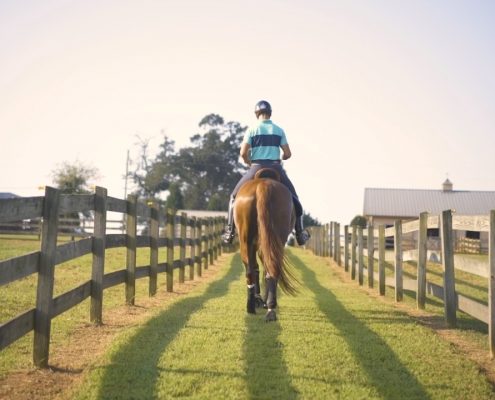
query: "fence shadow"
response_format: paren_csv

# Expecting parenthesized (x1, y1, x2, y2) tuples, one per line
(93, 255, 243, 399)
(244, 314, 298, 399)
(290, 253, 430, 400)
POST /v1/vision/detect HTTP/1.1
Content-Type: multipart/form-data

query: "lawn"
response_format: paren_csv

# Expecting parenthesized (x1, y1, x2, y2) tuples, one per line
(0, 234, 204, 376)
(68, 248, 494, 399)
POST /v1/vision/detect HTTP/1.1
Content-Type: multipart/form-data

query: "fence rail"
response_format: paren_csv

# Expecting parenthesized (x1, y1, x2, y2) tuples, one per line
(0, 186, 227, 367)
(307, 210, 495, 358)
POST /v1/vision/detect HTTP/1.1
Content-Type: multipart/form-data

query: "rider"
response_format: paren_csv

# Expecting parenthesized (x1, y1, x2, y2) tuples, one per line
(222, 100, 310, 246)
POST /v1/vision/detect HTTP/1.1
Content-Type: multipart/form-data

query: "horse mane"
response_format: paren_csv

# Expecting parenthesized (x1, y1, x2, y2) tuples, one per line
(256, 180, 298, 295)
(254, 168, 281, 181)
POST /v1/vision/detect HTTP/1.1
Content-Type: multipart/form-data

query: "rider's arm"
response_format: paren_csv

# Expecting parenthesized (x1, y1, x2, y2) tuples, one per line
(281, 144, 292, 160)
(240, 142, 251, 165)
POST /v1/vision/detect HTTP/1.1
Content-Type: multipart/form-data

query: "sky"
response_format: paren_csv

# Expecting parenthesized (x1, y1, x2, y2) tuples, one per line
(1, 0, 494, 224)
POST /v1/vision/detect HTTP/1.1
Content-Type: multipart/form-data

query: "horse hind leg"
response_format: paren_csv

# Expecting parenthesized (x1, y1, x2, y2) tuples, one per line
(246, 247, 258, 314)
(265, 274, 278, 322)
(253, 264, 266, 309)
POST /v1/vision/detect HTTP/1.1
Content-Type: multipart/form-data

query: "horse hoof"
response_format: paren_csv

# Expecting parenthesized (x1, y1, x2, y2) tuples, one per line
(265, 309, 277, 322)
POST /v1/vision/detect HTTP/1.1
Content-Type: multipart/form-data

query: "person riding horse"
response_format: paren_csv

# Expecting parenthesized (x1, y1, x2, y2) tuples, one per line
(222, 100, 310, 246)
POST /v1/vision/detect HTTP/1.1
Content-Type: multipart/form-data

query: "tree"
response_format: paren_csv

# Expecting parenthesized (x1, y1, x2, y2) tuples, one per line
(131, 114, 247, 210)
(51, 161, 99, 194)
(303, 212, 321, 227)
(350, 215, 367, 228)
(51, 161, 99, 231)
(165, 182, 184, 210)
(130, 135, 175, 198)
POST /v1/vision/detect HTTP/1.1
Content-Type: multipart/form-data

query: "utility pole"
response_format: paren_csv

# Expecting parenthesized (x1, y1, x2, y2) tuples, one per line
(122, 150, 130, 233)
(124, 149, 130, 199)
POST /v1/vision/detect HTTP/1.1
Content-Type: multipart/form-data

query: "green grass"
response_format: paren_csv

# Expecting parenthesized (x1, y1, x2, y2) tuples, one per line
(361, 254, 491, 350)
(0, 235, 205, 376)
(70, 249, 494, 399)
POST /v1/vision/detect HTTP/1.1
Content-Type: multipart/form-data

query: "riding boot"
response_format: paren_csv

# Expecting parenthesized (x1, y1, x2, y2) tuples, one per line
(295, 216, 310, 246)
(222, 196, 236, 244)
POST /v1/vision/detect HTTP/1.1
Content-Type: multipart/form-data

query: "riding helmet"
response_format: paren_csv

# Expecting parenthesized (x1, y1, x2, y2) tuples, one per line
(254, 100, 272, 117)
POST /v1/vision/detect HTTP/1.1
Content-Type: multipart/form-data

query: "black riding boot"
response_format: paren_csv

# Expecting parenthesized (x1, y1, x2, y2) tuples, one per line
(222, 196, 236, 244)
(295, 216, 310, 246)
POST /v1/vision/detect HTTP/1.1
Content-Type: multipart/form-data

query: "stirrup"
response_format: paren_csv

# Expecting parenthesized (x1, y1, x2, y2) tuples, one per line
(222, 225, 235, 244)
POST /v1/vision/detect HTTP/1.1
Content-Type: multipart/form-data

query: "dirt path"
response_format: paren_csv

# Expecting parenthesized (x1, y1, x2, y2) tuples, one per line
(0, 256, 228, 400)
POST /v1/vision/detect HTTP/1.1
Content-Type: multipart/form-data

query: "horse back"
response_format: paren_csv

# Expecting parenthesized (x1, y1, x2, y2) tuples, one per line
(235, 177, 294, 239)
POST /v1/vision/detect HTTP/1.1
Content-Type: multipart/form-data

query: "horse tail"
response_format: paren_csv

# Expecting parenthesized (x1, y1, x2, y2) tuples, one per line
(256, 182, 298, 295)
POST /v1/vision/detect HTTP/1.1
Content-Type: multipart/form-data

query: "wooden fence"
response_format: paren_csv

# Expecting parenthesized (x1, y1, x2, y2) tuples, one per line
(0, 186, 226, 367)
(307, 211, 495, 358)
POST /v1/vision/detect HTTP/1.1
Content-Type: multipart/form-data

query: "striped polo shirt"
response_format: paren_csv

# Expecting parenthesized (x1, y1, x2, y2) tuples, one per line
(243, 120, 288, 161)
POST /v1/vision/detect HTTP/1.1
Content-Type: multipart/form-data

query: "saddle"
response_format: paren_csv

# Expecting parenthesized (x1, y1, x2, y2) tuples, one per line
(254, 168, 281, 181)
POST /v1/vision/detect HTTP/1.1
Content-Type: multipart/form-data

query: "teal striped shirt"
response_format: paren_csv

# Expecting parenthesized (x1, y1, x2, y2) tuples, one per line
(243, 120, 288, 161)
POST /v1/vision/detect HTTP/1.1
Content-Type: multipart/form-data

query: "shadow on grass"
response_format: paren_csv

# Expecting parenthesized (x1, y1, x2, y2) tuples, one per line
(291, 253, 431, 400)
(381, 266, 488, 335)
(244, 314, 298, 400)
(94, 254, 243, 399)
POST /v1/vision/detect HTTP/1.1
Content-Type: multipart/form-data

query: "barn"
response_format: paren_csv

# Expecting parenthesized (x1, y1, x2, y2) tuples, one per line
(363, 179, 495, 252)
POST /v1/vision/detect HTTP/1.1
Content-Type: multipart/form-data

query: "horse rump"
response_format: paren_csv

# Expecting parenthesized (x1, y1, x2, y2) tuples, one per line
(255, 179, 298, 295)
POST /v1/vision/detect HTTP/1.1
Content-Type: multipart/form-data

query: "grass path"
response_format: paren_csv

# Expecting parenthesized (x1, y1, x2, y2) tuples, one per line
(71, 249, 495, 399)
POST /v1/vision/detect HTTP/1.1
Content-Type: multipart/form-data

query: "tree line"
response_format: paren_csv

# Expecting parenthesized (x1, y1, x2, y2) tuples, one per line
(51, 114, 321, 227)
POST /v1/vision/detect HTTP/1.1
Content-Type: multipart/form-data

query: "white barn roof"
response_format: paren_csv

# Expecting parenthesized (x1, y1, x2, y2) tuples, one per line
(364, 188, 495, 217)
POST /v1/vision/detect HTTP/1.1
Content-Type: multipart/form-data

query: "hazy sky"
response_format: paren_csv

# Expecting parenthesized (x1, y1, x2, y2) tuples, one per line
(1, 0, 494, 224)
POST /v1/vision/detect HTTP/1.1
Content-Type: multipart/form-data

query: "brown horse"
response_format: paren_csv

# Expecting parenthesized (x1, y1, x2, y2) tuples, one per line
(234, 168, 298, 321)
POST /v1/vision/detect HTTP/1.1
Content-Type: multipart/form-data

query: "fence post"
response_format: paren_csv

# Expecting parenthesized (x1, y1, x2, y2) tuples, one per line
(213, 217, 219, 261)
(368, 224, 374, 288)
(441, 210, 456, 327)
(179, 212, 186, 283)
(217, 217, 222, 258)
(310, 227, 314, 253)
(328, 222, 335, 257)
(33, 187, 60, 368)
(320, 225, 329, 257)
(344, 225, 349, 271)
(417, 212, 428, 309)
(202, 219, 208, 271)
(351, 225, 357, 280)
(316, 226, 320, 255)
(166, 209, 175, 292)
(189, 217, 195, 281)
(126, 195, 137, 305)
(195, 218, 202, 277)
(149, 201, 159, 296)
(394, 220, 403, 302)
(317, 225, 321, 256)
(358, 226, 364, 285)
(91, 186, 107, 324)
(489, 210, 495, 358)
(335, 222, 341, 265)
(379, 225, 385, 296)
(330, 223, 334, 260)
(321, 224, 326, 257)
(208, 219, 214, 266)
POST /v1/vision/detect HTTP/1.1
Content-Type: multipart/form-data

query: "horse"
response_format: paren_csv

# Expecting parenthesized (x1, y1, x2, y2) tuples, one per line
(234, 168, 298, 322)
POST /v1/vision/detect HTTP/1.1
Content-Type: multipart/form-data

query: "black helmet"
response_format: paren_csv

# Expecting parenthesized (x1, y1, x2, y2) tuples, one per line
(254, 100, 272, 117)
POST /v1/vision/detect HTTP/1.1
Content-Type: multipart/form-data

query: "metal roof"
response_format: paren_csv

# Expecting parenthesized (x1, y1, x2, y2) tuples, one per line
(0, 192, 19, 199)
(364, 188, 495, 217)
